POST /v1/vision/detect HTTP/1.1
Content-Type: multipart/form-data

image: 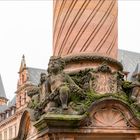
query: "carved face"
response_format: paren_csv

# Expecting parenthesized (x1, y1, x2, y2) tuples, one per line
(48, 56, 65, 74)
(48, 59, 61, 74)
(40, 73, 46, 83)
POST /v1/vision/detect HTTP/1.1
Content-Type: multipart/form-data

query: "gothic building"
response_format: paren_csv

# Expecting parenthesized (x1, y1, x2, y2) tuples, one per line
(0, 55, 46, 140)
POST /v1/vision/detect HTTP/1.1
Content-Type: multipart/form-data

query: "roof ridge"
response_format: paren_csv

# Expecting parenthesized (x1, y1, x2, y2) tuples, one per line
(118, 49, 140, 55)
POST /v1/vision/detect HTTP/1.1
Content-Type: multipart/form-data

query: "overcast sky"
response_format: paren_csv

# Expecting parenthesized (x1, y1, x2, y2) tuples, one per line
(0, 0, 140, 100)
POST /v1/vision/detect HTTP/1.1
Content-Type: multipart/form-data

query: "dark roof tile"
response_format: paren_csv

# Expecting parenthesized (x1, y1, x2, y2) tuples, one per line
(27, 67, 47, 85)
(118, 49, 140, 80)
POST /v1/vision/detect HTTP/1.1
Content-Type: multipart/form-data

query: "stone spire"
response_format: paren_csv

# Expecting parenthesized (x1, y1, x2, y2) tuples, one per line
(19, 55, 26, 73)
(53, 0, 118, 59)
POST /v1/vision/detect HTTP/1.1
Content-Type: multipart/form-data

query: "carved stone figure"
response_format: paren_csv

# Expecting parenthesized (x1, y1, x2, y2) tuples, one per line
(27, 73, 50, 121)
(44, 56, 86, 111)
(116, 71, 125, 93)
(130, 75, 140, 107)
(38, 73, 48, 102)
(27, 86, 41, 121)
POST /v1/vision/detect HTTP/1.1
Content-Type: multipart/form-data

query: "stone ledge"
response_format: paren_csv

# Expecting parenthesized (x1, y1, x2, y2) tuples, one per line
(63, 53, 123, 71)
(34, 113, 86, 131)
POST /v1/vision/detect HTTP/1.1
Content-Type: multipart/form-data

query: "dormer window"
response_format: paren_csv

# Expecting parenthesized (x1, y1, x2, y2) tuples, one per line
(1, 114, 4, 121)
(6, 111, 9, 118)
(12, 108, 15, 115)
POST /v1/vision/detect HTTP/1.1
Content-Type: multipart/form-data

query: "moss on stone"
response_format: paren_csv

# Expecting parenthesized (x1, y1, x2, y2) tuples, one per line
(122, 80, 133, 95)
(81, 91, 129, 109)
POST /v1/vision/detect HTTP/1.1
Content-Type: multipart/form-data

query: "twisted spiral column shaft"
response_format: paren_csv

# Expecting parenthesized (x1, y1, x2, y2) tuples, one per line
(53, 0, 118, 59)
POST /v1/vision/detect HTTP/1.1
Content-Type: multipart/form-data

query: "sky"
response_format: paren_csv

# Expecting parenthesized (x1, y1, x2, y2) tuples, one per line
(0, 0, 140, 100)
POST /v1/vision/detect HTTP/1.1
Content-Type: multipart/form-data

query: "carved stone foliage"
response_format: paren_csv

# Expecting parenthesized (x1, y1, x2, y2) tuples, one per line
(71, 63, 123, 94)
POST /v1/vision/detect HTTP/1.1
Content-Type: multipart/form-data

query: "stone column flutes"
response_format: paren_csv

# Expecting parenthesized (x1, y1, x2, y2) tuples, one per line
(53, 0, 118, 59)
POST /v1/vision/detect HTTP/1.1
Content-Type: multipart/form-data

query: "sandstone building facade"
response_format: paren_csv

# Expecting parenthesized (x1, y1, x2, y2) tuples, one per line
(0, 55, 46, 140)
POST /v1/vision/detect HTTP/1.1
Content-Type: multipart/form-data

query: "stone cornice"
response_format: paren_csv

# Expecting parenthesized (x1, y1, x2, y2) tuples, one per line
(0, 114, 17, 128)
(15, 82, 34, 94)
(0, 97, 8, 101)
(63, 54, 123, 71)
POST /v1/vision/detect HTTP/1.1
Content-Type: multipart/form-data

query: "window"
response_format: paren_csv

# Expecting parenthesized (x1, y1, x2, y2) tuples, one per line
(4, 129, 7, 140)
(9, 110, 12, 116)
(3, 113, 6, 120)
(1, 114, 4, 121)
(23, 92, 26, 104)
(12, 108, 15, 115)
(6, 111, 9, 118)
(0, 132, 2, 140)
(9, 126, 12, 138)
(14, 124, 17, 137)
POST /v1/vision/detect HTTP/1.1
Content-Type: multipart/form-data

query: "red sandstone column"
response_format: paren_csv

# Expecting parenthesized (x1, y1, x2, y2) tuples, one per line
(53, 0, 118, 59)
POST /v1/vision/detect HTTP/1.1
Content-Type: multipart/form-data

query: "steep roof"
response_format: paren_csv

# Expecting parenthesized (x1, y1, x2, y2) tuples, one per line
(132, 63, 140, 76)
(0, 104, 8, 113)
(0, 96, 16, 113)
(0, 75, 7, 100)
(8, 95, 16, 107)
(27, 67, 47, 85)
(118, 49, 140, 80)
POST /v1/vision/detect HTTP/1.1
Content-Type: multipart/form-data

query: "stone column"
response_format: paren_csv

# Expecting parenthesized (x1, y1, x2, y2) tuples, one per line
(53, 0, 121, 73)
(53, 0, 118, 58)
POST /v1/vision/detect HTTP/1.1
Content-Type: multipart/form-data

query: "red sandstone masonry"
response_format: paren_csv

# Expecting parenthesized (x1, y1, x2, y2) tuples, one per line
(53, 0, 118, 59)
